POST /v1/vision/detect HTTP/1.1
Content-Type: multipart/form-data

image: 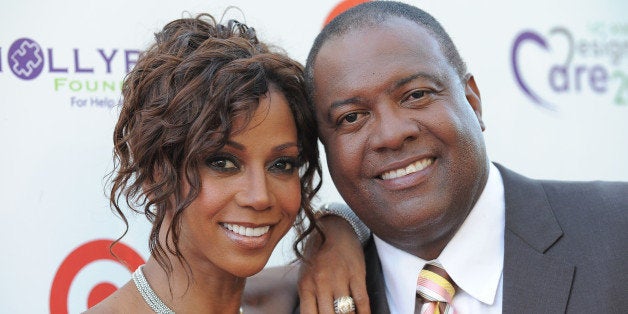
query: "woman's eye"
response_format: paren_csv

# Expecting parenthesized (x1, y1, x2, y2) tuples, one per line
(213, 159, 236, 168)
(270, 158, 297, 174)
(206, 156, 238, 172)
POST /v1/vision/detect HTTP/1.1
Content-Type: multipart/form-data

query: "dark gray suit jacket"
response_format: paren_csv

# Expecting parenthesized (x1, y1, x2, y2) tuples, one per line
(364, 164, 628, 313)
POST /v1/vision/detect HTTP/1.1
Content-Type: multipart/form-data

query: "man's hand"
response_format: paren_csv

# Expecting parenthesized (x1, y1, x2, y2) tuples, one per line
(298, 216, 370, 314)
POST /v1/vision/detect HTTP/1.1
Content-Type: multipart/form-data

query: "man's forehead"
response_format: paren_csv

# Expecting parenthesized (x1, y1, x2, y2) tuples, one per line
(315, 18, 441, 69)
(325, 16, 432, 46)
(314, 21, 447, 81)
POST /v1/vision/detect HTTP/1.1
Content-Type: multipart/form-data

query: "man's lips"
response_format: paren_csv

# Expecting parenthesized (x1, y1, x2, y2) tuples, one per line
(379, 157, 435, 180)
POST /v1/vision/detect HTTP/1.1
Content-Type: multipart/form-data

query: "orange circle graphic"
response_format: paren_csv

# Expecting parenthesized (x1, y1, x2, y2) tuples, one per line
(323, 0, 370, 26)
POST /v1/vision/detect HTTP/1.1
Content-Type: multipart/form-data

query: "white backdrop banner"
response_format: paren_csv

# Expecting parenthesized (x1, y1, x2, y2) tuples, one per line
(1, 0, 626, 313)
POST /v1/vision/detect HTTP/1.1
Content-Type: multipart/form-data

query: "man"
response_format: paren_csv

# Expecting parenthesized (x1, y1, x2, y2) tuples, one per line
(295, 1, 628, 313)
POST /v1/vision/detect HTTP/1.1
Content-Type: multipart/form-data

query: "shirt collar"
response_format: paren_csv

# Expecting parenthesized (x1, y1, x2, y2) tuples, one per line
(374, 163, 505, 312)
(439, 162, 505, 304)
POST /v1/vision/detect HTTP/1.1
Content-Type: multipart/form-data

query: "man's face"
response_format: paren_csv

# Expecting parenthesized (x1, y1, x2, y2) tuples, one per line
(312, 17, 489, 258)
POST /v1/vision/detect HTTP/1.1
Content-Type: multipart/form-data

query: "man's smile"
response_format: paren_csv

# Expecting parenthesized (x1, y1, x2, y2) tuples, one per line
(379, 157, 435, 180)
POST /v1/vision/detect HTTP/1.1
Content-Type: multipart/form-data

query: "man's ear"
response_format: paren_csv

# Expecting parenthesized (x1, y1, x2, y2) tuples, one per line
(465, 74, 485, 131)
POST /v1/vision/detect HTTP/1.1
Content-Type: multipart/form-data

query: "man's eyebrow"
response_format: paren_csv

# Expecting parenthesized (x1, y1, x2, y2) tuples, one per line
(326, 96, 362, 122)
(328, 72, 446, 109)
(390, 72, 446, 92)
(330, 97, 361, 110)
(324, 72, 446, 121)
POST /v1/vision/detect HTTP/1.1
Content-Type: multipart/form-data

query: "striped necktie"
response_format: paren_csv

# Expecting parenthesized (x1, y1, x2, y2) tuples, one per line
(416, 263, 457, 314)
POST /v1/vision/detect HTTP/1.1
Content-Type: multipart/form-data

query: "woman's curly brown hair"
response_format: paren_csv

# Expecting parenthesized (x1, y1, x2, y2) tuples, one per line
(109, 13, 321, 274)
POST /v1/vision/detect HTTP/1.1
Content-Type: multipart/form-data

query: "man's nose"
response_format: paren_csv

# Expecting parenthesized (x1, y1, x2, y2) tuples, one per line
(369, 103, 419, 151)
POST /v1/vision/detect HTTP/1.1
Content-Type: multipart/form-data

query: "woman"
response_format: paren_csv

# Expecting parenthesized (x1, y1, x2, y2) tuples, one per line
(87, 13, 320, 313)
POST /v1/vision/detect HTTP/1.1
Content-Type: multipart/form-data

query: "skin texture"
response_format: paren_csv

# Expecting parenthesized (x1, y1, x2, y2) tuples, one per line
(313, 17, 488, 259)
(242, 263, 300, 313)
(297, 16, 490, 313)
(88, 88, 302, 313)
(175, 88, 302, 280)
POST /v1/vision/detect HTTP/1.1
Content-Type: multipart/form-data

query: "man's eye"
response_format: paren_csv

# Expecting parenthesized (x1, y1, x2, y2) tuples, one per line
(344, 113, 359, 123)
(408, 91, 425, 100)
(338, 112, 368, 125)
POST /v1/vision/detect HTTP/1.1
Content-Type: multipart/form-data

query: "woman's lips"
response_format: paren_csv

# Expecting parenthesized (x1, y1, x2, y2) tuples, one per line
(221, 223, 270, 237)
(220, 223, 273, 250)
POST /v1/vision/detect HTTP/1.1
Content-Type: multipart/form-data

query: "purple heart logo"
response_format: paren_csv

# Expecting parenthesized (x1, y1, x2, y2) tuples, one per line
(511, 28, 574, 110)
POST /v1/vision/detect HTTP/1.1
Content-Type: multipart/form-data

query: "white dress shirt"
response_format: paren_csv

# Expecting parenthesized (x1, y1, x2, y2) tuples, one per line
(374, 163, 505, 313)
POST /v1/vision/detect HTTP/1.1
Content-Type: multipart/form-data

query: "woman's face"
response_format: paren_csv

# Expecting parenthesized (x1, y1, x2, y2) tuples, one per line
(177, 88, 302, 278)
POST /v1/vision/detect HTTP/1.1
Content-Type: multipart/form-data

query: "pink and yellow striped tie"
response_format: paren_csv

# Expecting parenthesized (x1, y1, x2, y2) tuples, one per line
(416, 263, 457, 314)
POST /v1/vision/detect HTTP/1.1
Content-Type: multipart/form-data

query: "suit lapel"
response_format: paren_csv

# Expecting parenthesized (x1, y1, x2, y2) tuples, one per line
(364, 237, 391, 314)
(496, 164, 575, 313)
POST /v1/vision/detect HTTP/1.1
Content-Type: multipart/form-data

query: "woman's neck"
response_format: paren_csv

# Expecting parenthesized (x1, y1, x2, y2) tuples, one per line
(140, 256, 245, 313)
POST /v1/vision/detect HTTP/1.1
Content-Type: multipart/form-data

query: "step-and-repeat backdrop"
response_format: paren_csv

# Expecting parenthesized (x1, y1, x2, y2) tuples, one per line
(1, 0, 626, 312)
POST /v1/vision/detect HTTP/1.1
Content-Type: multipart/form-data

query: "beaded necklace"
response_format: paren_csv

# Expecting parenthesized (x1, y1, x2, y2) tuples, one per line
(132, 265, 175, 314)
(132, 265, 244, 314)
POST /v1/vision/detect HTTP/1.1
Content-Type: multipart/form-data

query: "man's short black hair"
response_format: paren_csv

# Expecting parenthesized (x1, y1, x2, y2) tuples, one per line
(305, 1, 467, 104)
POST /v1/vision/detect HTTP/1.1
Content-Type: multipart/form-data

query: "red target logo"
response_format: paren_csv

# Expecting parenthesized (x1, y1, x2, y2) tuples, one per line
(49, 239, 145, 314)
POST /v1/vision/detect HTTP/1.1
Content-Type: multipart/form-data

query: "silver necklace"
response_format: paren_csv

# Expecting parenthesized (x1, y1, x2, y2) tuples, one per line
(132, 265, 244, 314)
(132, 265, 175, 314)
